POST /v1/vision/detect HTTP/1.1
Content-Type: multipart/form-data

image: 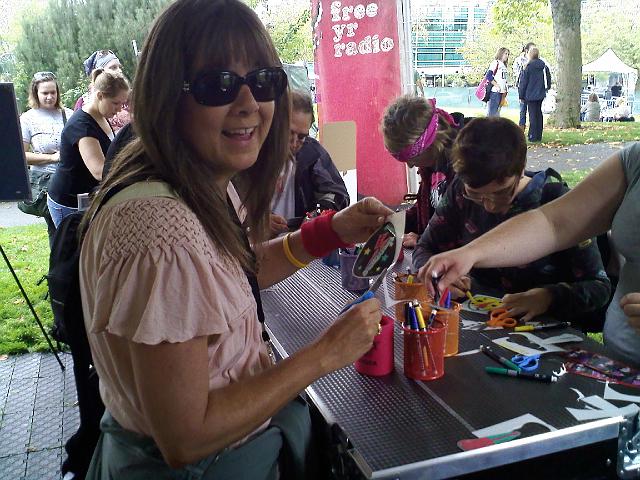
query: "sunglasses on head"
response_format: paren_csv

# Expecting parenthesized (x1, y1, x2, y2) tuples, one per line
(183, 67, 288, 106)
(33, 71, 56, 81)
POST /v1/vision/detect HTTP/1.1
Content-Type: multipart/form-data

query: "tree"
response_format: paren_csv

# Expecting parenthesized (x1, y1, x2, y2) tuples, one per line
(550, 0, 582, 128)
(12, 0, 171, 111)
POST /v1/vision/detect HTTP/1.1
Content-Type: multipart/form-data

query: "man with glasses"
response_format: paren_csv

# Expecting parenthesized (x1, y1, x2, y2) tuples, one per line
(413, 117, 610, 328)
(270, 89, 349, 236)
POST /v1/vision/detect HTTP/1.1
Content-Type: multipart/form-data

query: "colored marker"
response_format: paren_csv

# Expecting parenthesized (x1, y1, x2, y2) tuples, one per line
(480, 345, 521, 372)
(408, 304, 420, 330)
(414, 302, 427, 330)
(431, 273, 441, 305)
(485, 366, 557, 383)
(514, 322, 571, 332)
(445, 291, 452, 309)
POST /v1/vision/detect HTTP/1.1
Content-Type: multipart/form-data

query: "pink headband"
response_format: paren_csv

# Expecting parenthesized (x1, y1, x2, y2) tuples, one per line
(391, 99, 458, 162)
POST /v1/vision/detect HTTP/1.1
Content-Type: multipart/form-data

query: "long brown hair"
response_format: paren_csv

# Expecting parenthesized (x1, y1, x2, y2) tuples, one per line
(84, 0, 289, 272)
(28, 72, 62, 110)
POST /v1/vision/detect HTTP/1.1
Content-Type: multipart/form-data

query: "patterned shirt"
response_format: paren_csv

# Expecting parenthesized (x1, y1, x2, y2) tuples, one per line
(413, 169, 611, 318)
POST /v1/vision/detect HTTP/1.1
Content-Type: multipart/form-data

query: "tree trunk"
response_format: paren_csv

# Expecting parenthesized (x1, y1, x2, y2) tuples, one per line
(550, 0, 582, 128)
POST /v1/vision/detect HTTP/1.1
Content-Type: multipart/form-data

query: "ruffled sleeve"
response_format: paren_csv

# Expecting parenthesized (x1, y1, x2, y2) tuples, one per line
(84, 197, 254, 345)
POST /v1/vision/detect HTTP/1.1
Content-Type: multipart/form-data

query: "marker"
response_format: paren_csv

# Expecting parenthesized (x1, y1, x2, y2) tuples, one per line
(514, 322, 571, 332)
(408, 304, 420, 330)
(431, 273, 441, 305)
(465, 290, 475, 302)
(445, 291, 452, 309)
(480, 345, 521, 372)
(485, 366, 557, 383)
(414, 302, 426, 330)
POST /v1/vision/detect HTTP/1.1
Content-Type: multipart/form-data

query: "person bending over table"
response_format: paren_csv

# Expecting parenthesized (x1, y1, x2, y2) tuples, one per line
(381, 95, 459, 248)
(79, 1, 390, 478)
(414, 117, 611, 326)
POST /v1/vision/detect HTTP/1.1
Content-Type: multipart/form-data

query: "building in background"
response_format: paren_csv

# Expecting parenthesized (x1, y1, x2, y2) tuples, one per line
(411, 0, 494, 87)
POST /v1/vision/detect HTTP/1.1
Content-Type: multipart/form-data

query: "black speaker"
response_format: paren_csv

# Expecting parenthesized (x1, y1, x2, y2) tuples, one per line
(0, 83, 30, 201)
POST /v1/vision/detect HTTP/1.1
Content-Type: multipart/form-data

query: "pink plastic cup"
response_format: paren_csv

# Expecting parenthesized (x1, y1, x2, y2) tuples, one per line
(354, 315, 395, 376)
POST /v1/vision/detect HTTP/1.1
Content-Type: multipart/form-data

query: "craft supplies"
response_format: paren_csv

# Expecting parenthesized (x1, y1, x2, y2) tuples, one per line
(480, 345, 521, 372)
(485, 366, 557, 383)
(514, 322, 571, 332)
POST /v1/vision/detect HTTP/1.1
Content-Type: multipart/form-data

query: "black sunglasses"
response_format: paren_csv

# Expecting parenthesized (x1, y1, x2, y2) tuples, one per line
(183, 67, 287, 107)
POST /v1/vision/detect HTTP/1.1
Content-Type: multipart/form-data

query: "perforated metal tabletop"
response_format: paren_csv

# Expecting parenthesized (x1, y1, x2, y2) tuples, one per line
(262, 252, 629, 479)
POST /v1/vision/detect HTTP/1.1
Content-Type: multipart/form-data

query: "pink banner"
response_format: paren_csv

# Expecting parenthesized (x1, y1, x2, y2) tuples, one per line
(312, 0, 406, 205)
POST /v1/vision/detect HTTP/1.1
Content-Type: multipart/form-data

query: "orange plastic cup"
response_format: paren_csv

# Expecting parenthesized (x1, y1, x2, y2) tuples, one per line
(402, 325, 446, 381)
(422, 302, 461, 357)
(393, 274, 431, 323)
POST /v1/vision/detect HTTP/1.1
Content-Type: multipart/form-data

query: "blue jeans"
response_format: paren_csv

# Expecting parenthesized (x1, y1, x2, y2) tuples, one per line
(519, 100, 528, 126)
(47, 195, 77, 228)
(487, 91, 502, 117)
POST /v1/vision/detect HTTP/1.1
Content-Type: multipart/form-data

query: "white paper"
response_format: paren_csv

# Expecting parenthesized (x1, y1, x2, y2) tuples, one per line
(387, 210, 406, 266)
(473, 413, 556, 438)
(567, 402, 639, 421)
(604, 382, 640, 403)
(460, 294, 503, 314)
(493, 332, 583, 356)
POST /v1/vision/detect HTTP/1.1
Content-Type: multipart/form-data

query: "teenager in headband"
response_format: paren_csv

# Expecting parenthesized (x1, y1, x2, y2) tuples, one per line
(382, 95, 459, 248)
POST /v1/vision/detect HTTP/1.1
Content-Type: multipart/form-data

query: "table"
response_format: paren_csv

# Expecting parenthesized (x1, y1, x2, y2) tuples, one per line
(261, 253, 640, 479)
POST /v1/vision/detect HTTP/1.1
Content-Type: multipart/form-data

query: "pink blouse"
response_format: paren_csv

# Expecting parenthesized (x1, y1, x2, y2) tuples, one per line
(80, 194, 272, 436)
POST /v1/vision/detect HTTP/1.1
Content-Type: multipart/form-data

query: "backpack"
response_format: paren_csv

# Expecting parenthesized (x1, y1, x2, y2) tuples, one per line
(48, 187, 125, 346)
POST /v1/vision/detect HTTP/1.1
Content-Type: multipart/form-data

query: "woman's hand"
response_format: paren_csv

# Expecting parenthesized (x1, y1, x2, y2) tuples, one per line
(402, 232, 419, 248)
(331, 197, 393, 244)
(417, 246, 477, 296)
(621, 293, 640, 333)
(502, 288, 553, 323)
(315, 298, 382, 374)
(50, 151, 60, 162)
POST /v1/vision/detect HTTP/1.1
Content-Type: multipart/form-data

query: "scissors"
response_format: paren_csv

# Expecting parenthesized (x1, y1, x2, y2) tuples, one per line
(340, 267, 388, 314)
(511, 354, 540, 372)
(487, 307, 518, 328)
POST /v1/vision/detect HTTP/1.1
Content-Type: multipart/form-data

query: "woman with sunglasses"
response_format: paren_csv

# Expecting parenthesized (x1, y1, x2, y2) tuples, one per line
(381, 95, 459, 249)
(75, 49, 131, 133)
(414, 117, 610, 327)
(80, 1, 388, 477)
(19, 71, 74, 245)
(47, 69, 130, 227)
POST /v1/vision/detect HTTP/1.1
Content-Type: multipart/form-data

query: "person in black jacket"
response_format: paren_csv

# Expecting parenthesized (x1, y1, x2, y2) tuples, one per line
(518, 47, 551, 143)
(270, 89, 349, 236)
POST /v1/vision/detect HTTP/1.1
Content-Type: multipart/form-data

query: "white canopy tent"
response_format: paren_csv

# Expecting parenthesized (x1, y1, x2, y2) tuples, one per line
(582, 49, 637, 98)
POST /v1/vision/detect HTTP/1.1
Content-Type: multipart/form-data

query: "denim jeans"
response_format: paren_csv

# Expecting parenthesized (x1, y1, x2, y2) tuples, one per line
(47, 195, 77, 228)
(527, 100, 544, 142)
(519, 100, 528, 126)
(487, 91, 502, 117)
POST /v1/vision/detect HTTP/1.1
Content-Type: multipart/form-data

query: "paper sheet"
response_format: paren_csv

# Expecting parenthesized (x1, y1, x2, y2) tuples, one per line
(604, 382, 640, 403)
(473, 414, 556, 438)
(493, 332, 583, 356)
(567, 402, 639, 421)
(460, 294, 503, 314)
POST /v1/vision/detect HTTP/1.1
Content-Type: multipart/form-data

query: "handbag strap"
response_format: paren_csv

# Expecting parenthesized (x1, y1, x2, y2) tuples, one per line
(61, 108, 68, 126)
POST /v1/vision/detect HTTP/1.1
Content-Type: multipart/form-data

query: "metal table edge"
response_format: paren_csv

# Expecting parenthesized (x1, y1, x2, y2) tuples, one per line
(369, 416, 622, 479)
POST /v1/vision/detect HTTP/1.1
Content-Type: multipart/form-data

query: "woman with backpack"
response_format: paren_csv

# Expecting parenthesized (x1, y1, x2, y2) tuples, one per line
(78, 0, 390, 477)
(381, 95, 459, 248)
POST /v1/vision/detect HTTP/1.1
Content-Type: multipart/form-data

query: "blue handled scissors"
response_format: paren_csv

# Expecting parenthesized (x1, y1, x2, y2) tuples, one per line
(340, 267, 388, 314)
(511, 354, 540, 372)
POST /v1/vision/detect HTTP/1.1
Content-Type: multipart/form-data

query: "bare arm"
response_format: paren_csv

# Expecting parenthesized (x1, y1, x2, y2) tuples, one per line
(129, 298, 381, 468)
(23, 142, 59, 166)
(78, 137, 106, 181)
(419, 153, 626, 289)
(255, 198, 392, 288)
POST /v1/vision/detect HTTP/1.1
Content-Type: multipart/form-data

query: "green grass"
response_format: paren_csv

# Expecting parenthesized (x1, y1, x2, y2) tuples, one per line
(0, 224, 54, 354)
(451, 107, 640, 146)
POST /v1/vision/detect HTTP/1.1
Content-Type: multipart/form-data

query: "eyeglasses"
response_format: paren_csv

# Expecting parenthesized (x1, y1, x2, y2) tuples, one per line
(462, 176, 520, 206)
(33, 71, 56, 81)
(183, 67, 288, 107)
(290, 131, 308, 142)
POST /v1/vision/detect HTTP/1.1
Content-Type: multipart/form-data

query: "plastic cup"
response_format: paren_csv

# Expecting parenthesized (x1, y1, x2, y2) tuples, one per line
(339, 251, 370, 294)
(402, 324, 446, 381)
(354, 315, 394, 376)
(393, 274, 431, 322)
(423, 302, 461, 357)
